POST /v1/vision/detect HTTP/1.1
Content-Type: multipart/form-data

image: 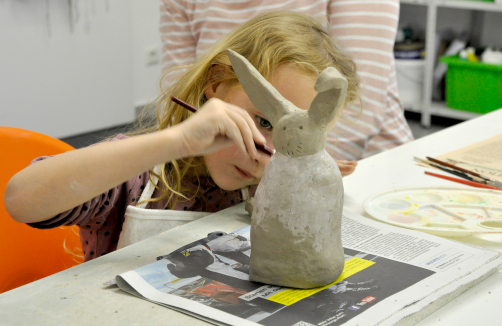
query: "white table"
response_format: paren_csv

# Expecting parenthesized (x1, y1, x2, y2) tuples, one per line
(342, 108, 502, 326)
(1, 109, 501, 326)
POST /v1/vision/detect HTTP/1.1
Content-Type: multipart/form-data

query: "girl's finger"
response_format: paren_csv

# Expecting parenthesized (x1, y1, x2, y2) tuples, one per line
(219, 118, 248, 156)
(227, 103, 266, 145)
(337, 160, 357, 177)
(226, 108, 260, 158)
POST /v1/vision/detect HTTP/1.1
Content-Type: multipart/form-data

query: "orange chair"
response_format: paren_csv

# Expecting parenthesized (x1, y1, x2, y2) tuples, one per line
(0, 127, 83, 294)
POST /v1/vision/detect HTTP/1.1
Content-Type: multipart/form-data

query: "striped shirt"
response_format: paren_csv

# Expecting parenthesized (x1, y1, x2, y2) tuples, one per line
(160, 0, 414, 160)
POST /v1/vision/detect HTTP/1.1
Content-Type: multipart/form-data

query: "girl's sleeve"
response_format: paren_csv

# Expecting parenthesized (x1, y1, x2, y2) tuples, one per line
(160, 0, 196, 83)
(27, 135, 150, 229)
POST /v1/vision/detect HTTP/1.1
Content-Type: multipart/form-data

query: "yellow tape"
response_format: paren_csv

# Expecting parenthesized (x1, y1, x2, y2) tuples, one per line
(267, 257, 375, 306)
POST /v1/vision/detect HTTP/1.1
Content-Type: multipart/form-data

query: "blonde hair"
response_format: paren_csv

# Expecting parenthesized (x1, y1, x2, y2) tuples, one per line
(135, 11, 360, 208)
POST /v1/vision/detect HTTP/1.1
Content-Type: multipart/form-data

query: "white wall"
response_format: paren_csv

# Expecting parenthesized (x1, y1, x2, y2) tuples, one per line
(131, 0, 162, 109)
(0, 0, 161, 139)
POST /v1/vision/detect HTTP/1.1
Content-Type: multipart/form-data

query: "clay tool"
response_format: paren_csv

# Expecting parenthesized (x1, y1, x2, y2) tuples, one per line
(426, 156, 502, 188)
(171, 96, 274, 156)
(424, 171, 502, 190)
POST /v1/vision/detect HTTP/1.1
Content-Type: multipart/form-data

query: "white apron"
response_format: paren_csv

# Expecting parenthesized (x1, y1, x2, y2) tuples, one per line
(117, 164, 211, 249)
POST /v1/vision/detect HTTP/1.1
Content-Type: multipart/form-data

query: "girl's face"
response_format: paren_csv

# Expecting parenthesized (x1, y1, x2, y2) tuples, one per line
(203, 65, 322, 191)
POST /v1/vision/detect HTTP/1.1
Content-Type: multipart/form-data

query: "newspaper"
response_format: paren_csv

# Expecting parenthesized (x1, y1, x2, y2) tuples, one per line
(436, 133, 502, 184)
(116, 209, 502, 326)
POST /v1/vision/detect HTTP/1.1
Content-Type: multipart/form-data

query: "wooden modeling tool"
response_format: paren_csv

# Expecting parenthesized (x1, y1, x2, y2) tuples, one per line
(171, 96, 274, 156)
(426, 156, 502, 188)
(425, 171, 502, 190)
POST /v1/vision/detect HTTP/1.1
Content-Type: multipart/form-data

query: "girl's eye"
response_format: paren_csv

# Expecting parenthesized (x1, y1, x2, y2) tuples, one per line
(256, 116, 273, 130)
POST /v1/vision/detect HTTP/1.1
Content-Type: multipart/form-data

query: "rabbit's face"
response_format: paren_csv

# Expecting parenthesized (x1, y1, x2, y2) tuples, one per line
(203, 65, 321, 191)
(274, 111, 327, 157)
(227, 49, 348, 158)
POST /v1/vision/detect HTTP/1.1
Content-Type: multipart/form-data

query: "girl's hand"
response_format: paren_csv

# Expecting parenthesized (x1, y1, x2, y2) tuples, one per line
(336, 160, 357, 177)
(172, 98, 266, 159)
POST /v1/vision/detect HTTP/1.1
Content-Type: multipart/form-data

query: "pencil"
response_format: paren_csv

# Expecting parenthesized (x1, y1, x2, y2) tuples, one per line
(424, 171, 502, 190)
(171, 96, 274, 156)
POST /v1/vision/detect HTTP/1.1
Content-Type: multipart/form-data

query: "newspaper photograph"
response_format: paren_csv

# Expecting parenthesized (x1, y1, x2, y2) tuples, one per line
(115, 210, 502, 326)
(117, 225, 433, 325)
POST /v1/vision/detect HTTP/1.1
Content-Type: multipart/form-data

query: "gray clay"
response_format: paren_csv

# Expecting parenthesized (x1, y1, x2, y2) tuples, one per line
(227, 49, 347, 288)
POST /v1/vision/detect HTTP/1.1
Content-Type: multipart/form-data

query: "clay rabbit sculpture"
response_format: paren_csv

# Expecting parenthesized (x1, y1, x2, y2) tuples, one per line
(227, 49, 347, 289)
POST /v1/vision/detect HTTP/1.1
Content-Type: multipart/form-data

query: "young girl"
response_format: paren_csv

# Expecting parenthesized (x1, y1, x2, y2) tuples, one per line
(5, 11, 359, 262)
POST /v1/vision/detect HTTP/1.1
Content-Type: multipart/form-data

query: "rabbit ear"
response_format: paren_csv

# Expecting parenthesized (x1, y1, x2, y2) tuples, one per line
(227, 49, 293, 126)
(309, 67, 348, 126)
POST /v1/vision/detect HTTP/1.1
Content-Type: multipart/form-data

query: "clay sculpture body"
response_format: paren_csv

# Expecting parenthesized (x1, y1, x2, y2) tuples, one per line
(227, 49, 347, 289)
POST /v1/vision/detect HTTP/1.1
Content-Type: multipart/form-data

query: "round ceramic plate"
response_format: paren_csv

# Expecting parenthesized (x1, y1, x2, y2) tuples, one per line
(363, 186, 502, 236)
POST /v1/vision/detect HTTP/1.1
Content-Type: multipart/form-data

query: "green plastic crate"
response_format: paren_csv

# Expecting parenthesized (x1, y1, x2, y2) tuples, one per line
(440, 55, 502, 114)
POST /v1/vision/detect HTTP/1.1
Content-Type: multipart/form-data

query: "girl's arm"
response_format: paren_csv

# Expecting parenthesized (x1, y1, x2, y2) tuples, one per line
(4, 99, 266, 224)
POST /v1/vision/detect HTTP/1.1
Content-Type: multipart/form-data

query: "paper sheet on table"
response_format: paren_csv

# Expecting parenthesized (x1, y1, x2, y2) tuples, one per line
(116, 209, 502, 326)
(436, 133, 502, 183)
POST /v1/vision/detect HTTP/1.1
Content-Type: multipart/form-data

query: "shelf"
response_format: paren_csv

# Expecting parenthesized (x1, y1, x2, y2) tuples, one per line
(398, 0, 501, 126)
(429, 102, 482, 120)
(400, 0, 428, 5)
(401, 0, 502, 12)
(404, 102, 482, 120)
(437, 0, 502, 12)
(403, 104, 424, 113)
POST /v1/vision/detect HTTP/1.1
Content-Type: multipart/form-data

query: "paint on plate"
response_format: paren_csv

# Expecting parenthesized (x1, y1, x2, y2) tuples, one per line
(397, 204, 419, 216)
(409, 193, 442, 203)
(450, 193, 483, 204)
(419, 209, 439, 218)
(388, 214, 421, 224)
(365, 187, 502, 234)
(457, 212, 484, 219)
(379, 201, 408, 210)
